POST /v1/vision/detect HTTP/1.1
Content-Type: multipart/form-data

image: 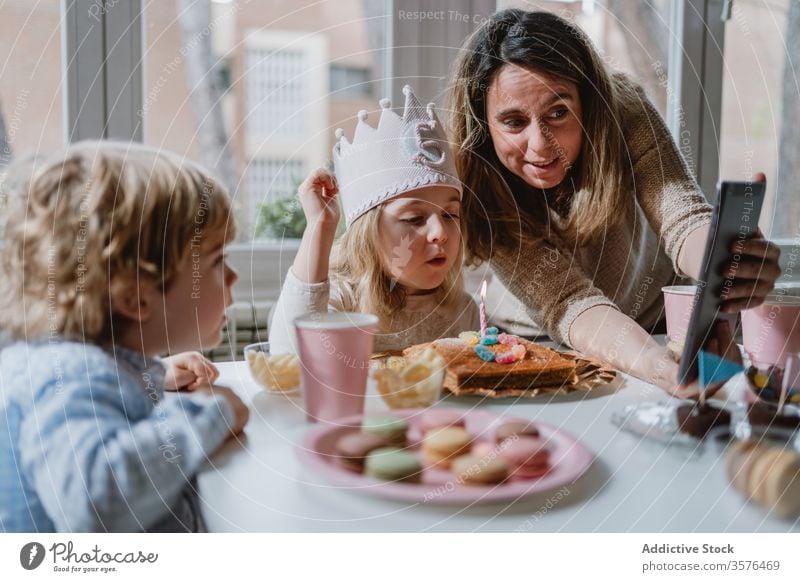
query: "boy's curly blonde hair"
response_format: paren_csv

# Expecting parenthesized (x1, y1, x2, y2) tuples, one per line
(0, 141, 235, 344)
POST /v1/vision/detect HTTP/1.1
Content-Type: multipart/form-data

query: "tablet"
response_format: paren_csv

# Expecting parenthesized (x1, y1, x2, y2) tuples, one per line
(676, 180, 766, 385)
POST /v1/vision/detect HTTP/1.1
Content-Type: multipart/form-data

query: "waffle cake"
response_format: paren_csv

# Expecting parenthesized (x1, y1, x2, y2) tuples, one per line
(403, 336, 577, 395)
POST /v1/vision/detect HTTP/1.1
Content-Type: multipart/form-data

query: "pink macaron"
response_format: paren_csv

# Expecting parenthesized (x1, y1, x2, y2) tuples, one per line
(499, 436, 551, 479)
(420, 408, 467, 433)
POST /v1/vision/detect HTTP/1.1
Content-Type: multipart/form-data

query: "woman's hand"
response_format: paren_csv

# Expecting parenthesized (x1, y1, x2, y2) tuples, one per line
(668, 319, 742, 399)
(720, 173, 781, 314)
(298, 168, 340, 228)
(163, 351, 220, 391)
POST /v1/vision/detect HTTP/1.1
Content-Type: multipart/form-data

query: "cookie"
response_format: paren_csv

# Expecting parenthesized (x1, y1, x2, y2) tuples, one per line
(421, 427, 472, 468)
(335, 432, 391, 473)
(747, 403, 800, 430)
(726, 441, 760, 494)
(764, 450, 800, 518)
(451, 454, 509, 485)
(420, 408, 466, 433)
(364, 447, 422, 483)
(676, 403, 731, 439)
(495, 420, 540, 444)
(747, 448, 784, 506)
(500, 436, 550, 479)
(361, 415, 409, 447)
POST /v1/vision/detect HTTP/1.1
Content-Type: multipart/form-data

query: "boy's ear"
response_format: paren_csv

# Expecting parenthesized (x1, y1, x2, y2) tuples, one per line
(109, 273, 156, 323)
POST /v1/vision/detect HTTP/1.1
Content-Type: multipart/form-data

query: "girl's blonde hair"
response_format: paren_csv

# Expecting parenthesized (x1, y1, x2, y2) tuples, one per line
(330, 202, 466, 325)
(448, 9, 641, 261)
(0, 141, 235, 344)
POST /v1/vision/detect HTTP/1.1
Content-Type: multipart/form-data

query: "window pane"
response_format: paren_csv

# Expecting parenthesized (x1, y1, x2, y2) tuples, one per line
(496, 0, 672, 116)
(143, 0, 386, 241)
(0, 0, 63, 181)
(719, 0, 797, 240)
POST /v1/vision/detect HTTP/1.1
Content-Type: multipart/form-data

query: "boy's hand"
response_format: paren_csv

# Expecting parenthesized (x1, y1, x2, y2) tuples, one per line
(163, 351, 220, 391)
(298, 168, 340, 227)
(202, 385, 249, 436)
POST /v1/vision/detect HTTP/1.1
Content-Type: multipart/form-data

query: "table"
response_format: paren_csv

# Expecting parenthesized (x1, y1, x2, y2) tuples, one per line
(198, 357, 800, 532)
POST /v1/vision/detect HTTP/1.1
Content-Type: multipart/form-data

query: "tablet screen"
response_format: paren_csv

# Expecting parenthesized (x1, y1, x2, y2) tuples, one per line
(676, 180, 766, 385)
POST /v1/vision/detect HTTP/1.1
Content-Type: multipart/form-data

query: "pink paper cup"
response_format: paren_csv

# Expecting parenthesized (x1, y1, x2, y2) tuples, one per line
(661, 285, 697, 343)
(741, 295, 800, 367)
(294, 312, 379, 423)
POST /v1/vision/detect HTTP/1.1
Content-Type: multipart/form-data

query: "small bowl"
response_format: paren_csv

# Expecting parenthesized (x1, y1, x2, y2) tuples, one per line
(244, 341, 301, 394)
(372, 354, 446, 409)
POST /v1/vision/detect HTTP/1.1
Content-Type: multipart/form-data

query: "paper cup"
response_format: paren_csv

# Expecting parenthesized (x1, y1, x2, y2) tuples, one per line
(294, 312, 379, 423)
(661, 285, 698, 343)
(741, 295, 800, 368)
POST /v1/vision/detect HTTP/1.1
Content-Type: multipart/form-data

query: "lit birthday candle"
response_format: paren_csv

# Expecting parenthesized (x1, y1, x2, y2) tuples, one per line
(479, 279, 487, 338)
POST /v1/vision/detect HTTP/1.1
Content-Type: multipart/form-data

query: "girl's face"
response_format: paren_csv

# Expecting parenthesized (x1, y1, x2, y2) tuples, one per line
(161, 238, 238, 352)
(486, 64, 583, 190)
(378, 186, 462, 295)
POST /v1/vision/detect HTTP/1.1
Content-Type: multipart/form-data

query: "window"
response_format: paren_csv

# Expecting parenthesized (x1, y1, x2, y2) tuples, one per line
(497, 0, 673, 116)
(246, 158, 305, 208)
(330, 65, 374, 98)
(718, 0, 798, 240)
(0, 0, 64, 210)
(246, 45, 309, 138)
(142, 0, 387, 241)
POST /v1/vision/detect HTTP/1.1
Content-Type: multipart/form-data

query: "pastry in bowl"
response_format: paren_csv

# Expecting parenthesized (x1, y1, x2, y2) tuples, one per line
(245, 342, 300, 393)
(373, 347, 446, 409)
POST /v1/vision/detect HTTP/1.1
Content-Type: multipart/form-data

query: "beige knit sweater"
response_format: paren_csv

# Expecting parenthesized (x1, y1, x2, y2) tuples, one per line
(269, 268, 480, 355)
(489, 91, 712, 347)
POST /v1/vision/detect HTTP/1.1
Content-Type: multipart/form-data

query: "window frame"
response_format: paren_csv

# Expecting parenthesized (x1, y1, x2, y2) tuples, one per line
(59, 0, 799, 284)
(62, 0, 143, 142)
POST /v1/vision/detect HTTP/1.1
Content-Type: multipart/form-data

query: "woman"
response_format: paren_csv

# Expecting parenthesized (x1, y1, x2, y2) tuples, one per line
(449, 9, 781, 396)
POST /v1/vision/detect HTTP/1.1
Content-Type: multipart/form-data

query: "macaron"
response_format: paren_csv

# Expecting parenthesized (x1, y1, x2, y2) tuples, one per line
(451, 454, 509, 485)
(361, 415, 409, 447)
(364, 447, 422, 483)
(500, 436, 551, 479)
(471, 441, 496, 458)
(726, 441, 760, 494)
(764, 450, 800, 518)
(495, 420, 540, 444)
(335, 431, 391, 473)
(422, 427, 473, 468)
(747, 447, 785, 506)
(420, 408, 466, 434)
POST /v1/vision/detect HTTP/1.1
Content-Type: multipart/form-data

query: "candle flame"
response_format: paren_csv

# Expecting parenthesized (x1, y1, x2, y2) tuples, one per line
(479, 279, 487, 300)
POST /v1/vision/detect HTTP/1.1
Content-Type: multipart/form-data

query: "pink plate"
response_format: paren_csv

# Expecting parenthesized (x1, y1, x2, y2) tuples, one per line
(296, 409, 594, 505)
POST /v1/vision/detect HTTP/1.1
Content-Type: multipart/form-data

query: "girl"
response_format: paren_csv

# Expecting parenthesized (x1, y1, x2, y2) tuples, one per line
(448, 9, 781, 397)
(0, 141, 248, 532)
(269, 86, 479, 354)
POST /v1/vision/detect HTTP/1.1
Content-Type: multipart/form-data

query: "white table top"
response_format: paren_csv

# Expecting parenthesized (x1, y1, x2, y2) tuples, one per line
(198, 357, 800, 532)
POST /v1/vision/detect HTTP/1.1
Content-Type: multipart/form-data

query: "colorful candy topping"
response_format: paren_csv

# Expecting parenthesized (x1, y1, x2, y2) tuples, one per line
(497, 333, 519, 346)
(746, 365, 800, 404)
(474, 345, 496, 362)
(462, 329, 528, 364)
(495, 351, 517, 364)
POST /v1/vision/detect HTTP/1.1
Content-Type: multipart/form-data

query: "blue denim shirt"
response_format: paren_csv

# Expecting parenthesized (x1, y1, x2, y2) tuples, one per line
(0, 340, 235, 532)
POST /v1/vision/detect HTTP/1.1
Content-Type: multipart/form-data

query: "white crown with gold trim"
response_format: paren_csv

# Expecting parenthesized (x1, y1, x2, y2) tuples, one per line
(333, 85, 462, 227)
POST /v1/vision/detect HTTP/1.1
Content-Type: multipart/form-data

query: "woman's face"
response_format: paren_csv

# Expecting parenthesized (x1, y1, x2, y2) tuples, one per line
(486, 64, 583, 190)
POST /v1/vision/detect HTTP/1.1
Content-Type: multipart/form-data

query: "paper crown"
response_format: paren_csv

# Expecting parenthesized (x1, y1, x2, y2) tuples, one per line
(333, 85, 462, 227)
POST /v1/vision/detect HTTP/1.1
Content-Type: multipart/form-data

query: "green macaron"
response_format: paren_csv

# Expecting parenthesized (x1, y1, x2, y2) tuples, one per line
(364, 447, 422, 483)
(361, 415, 409, 447)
